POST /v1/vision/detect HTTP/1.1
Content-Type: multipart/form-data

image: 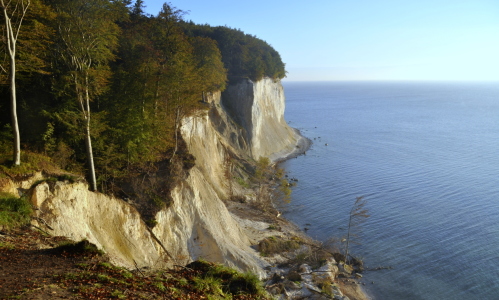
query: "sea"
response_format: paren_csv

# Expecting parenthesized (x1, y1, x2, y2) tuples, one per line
(279, 81, 499, 300)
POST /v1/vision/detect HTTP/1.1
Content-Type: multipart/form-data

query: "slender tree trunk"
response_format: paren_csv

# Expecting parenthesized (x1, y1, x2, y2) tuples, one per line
(85, 122, 97, 191)
(1, 1, 27, 166)
(84, 74, 97, 191)
(344, 212, 353, 264)
(169, 106, 181, 163)
(9, 54, 20, 165)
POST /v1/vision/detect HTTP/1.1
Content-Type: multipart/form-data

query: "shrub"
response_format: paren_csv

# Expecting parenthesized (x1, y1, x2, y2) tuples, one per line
(0, 192, 33, 229)
(258, 236, 301, 256)
(52, 239, 104, 256)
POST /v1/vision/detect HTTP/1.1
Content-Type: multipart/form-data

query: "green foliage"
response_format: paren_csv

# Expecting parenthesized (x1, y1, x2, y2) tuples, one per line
(187, 260, 269, 299)
(110, 289, 126, 299)
(182, 22, 286, 82)
(50, 258, 271, 299)
(252, 157, 292, 204)
(234, 176, 250, 188)
(0, 241, 15, 249)
(145, 218, 158, 228)
(254, 157, 271, 183)
(0, 0, 288, 231)
(41, 122, 56, 154)
(0, 192, 32, 229)
(0, 151, 62, 179)
(0, 124, 14, 155)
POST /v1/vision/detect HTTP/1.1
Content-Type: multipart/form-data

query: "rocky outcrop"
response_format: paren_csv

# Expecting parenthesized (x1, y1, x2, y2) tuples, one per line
(0, 78, 302, 277)
(30, 180, 161, 269)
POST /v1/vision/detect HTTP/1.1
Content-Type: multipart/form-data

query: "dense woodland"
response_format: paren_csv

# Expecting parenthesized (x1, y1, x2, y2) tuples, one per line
(0, 0, 286, 212)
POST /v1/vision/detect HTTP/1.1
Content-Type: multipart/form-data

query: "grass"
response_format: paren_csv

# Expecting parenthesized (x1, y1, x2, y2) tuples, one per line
(187, 260, 269, 299)
(0, 192, 33, 229)
(0, 151, 62, 179)
(0, 241, 15, 249)
(51, 259, 272, 299)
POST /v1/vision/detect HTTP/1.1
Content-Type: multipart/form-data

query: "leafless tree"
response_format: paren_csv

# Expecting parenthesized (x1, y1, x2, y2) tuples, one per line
(344, 196, 369, 264)
(1, 0, 30, 165)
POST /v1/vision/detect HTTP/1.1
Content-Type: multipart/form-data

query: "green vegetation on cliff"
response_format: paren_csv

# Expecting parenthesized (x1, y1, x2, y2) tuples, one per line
(0, 0, 286, 216)
(182, 21, 287, 83)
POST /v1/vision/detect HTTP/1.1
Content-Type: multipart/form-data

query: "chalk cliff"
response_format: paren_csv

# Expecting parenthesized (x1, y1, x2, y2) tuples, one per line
(3, 78, 302, 277)
(221, 78, 299, 161)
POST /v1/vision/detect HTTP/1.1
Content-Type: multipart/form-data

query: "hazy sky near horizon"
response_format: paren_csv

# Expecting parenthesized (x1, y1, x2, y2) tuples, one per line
(142, 0, 499, 81)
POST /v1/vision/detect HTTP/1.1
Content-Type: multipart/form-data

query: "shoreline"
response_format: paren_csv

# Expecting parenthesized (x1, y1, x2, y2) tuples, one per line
(272, 128, 313, 162)
(275, 127, 371, 300)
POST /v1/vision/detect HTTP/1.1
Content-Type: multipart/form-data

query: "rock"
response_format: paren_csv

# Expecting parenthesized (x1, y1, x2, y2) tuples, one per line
(299, 264, 312, 274)
(314, 258, 339, 282)
(221, 78, 300, 161)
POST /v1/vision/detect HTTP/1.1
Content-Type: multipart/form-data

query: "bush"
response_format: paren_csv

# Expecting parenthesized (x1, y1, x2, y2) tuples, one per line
(52, 239, 104, 256)
(0, 192, 33, 229)
(258, 236, 301, 257)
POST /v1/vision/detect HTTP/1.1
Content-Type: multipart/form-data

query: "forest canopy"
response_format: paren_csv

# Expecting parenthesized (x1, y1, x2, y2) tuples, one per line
(0, 0, 286, 197)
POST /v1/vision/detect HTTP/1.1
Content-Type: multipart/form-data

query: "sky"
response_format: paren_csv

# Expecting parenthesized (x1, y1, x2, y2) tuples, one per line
(142, 0, 499, 81)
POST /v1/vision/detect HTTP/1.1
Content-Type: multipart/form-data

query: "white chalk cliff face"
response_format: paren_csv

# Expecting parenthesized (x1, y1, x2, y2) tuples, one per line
(7, 78, 298, 276)
(221, 78, 299, 161)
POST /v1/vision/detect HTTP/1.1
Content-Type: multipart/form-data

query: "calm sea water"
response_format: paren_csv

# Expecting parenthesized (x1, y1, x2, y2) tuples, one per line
(280, 81, 499, 300)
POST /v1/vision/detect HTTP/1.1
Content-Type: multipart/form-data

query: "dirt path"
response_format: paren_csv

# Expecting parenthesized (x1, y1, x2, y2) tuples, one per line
(0, 228, 88, 299)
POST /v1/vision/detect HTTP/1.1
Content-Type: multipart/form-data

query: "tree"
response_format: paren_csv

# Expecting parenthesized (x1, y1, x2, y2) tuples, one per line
(189, 36, 227, 95)
(51, 0, 122, 191)
(254, 156, 292, 205)
(344, 196, 369, 265)
(0, 0, 30, 165)
(131, 0, 145, 17)
(254, 156, 271, 201)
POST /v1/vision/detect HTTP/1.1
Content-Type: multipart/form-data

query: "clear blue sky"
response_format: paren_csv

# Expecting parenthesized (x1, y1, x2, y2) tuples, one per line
(142, 0, 499, 81)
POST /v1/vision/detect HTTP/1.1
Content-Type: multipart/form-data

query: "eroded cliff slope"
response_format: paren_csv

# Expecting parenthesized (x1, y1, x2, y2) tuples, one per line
(3, 78, 302, 277)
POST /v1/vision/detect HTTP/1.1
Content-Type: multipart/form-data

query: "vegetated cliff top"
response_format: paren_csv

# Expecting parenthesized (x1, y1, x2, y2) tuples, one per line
(181, 21, 287, 83)
(0, 0, 286, 197)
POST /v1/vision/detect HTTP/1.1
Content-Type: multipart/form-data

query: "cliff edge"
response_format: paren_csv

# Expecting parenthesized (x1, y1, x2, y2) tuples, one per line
(2, 78, 302, 278)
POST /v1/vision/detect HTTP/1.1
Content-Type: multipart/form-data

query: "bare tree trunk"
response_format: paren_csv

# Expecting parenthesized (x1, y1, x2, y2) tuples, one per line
(85, 122, 97, 191)
(1, 0, 30, 166)
(344, 211, 353, 264)
(84, 74, 97, 191)
(344, 196, 369, 265)
(169, 106, 181, 163)
(9, 53, 20, 165)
